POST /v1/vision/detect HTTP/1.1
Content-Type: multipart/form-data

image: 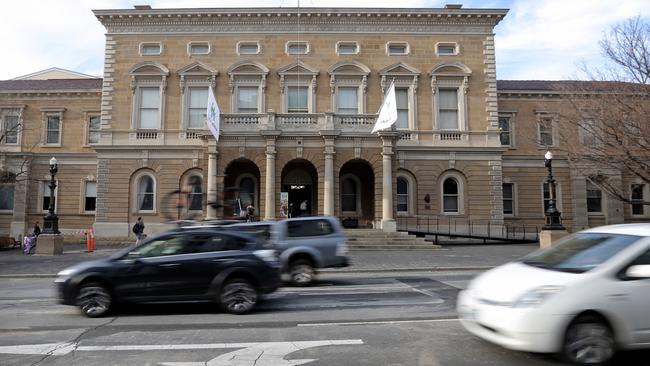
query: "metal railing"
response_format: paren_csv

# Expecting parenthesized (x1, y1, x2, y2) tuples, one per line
(396, 215, 539, 244)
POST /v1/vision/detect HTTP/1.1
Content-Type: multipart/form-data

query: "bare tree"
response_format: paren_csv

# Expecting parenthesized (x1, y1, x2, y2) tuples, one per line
(0, 108, 31, 183)
(556, 16, 650, 205)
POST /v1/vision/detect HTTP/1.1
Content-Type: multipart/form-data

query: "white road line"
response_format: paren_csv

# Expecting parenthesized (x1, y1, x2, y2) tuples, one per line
(297, 318, 459, 327)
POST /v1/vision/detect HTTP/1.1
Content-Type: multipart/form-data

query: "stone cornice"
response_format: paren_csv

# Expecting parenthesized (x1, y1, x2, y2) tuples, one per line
(0, 90, 101, 98)
(94, 7, 507, 35)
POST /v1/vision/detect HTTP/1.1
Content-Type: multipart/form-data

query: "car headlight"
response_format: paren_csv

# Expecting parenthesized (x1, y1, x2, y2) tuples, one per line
(56, 268, 78, 277)
(513, 285, 564, 308)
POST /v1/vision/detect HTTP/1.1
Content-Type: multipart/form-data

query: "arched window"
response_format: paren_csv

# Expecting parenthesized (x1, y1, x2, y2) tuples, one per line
(137, 175, 155, 211)
(341, 177, 358, 212)
(397, 177, 409, 213)
(443, 177, 459, 213)
(186, 175, 203, 211)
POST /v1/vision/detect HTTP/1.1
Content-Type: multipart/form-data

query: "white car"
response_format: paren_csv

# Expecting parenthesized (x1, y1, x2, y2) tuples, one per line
(457, 224, 650, 365)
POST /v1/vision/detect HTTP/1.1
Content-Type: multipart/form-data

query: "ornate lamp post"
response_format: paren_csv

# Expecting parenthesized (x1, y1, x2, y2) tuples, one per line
(42, 156, 60, 234)
(543, 151, 565, 230)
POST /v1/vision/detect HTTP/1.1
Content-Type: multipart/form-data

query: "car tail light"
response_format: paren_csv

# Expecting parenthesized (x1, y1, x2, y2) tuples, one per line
(336, 241, 348, 256)
(254, 249, 279, 264)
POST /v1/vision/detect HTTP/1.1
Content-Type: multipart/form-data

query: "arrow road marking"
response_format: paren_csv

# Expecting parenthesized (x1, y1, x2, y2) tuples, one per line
(0, 339, 364, 366)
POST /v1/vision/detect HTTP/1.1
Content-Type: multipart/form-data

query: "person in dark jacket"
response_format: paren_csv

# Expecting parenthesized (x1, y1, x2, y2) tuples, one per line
(132, 217, 146, 245)
(32, 222, 41, 237)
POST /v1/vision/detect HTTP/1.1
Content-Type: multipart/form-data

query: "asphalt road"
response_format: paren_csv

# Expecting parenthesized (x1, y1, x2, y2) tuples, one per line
(1, 272, 648, 366)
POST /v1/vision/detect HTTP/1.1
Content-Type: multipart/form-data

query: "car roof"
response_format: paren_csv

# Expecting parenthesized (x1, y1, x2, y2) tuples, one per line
(582, 224, 650, 237)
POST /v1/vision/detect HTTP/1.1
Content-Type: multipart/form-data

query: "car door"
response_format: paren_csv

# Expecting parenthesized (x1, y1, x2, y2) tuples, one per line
(286, 219, 338, 266)
(613, 246, 650, 344)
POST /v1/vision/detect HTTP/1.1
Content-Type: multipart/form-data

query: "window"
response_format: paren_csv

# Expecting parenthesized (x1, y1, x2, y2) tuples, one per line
(341, 177, 357, 212)
(41, 181, 56, 212)
(188, 88, 208, 129)
(88, 115, 101, 144)
(45, 115, 61, 145)
(443, 178, 459, 213)
(387, 42, 409, 55)
(139, 87, 160, 129)
(287, 86, 309, 113)
(438, 89, 459, 130)
(336, 42, 359, 55)
(579, 119, 598, 145)
(586, 181, 602, 214)
(186, 175, 203, 211)
(228, 61, 268, 114)
(396, 88, 409, 129)
(436, 43, 458, 55)
(137, 175, 155, 212)
(337, 87, 358, 114)
(3, 115, 19, 144)
(286, 41, 309, 55)
(238, 42, 260, 55)
(287, 219, 334, 237)
(499, 116, 512, 146)
(237, 87, 259, 113)
(238, 177, 256, 215)
(129, 62, 169, 132)
(188, 42, 210, 55)
(0, 183, 14, 211)
(503, 183, 514, 215)
(631, 184, 645, 216)
(84, 181, 97, 212)
(140, 43, 162, 56)
(397, 177, 409, 213)
(133, 236, 185, 258)
(539, 116, 554, 146)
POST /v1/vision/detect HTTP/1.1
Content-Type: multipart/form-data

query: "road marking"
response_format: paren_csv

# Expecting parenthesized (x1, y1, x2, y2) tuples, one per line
(298, 318, 459, 327)
(0, 339, 364, 366)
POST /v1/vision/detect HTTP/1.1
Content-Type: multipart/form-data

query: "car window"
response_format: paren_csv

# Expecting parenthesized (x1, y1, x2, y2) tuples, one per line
(522, 233, 641, 273)
(287, 219, 334, 237)
(618, 248, 650, 280)
(236, 225, 271, 241)
(223, 235, 248, 250)
(184, 234, 224, 253)
(132, 236, 186, 258)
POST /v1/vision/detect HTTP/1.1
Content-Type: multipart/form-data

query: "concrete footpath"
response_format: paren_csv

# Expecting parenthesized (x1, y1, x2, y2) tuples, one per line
(0, 242, 539, 278)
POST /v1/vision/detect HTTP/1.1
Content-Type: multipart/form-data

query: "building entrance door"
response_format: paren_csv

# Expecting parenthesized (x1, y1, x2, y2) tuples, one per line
(283, 184, 312, 217)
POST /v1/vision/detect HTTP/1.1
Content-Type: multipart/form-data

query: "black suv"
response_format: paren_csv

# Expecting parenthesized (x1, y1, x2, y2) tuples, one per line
(55, 229, 281, 317)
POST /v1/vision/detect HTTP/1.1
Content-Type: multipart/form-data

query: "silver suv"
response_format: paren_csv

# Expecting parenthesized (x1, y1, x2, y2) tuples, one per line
(229, 216, 350, 286)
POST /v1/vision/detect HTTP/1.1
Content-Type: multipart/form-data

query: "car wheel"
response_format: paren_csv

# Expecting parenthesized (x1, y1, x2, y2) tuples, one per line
(76, 282, 112, 318)
(219, 279, 258, 315)
(290, 259, 315, 286)
(562, 315, 615, 365)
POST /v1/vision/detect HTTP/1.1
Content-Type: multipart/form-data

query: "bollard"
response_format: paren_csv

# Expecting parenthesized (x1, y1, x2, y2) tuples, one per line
(85, 229, 95, 252)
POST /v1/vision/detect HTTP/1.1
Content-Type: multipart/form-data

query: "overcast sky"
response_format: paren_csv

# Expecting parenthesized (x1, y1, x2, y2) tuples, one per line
(1, 0, 648, 80)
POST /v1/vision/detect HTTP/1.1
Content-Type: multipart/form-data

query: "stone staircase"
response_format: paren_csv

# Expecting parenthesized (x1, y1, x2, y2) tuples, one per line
(344, 229, 441, 250)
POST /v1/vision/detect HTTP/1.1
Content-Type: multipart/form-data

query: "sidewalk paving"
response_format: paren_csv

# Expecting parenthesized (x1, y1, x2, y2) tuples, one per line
(0, 242, 539, 278)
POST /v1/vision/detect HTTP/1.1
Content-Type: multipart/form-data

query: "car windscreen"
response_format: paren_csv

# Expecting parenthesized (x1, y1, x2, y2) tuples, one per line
(521, 233, 642, 273)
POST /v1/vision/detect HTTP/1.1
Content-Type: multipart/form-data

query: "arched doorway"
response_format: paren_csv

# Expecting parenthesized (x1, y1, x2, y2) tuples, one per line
(224, 158, 261, 218)
(339, 159, 375, 227)
(281, 159, 318, 217)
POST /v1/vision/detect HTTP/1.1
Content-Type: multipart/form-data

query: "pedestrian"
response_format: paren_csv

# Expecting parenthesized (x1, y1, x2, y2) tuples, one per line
(246, 202, 255, 222)
(132, 217, 146, 245)
(288, 203, 295, 218)
(300, 200, 307, 216)
(32, 222, 41, 237)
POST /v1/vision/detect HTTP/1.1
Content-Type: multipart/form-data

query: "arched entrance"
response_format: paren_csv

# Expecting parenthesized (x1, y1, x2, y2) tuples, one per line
(339, 159, 375, 227)
(281, 159, 318, 217)
(224, 158, 261, 218)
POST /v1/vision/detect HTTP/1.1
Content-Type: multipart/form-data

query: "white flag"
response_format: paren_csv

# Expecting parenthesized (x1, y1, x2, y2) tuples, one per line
(206, 86, 220, 141)
(371, 81, 398, 133)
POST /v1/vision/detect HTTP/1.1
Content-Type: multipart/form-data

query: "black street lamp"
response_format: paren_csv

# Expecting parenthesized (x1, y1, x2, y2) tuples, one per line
(42, 156, 60, 234)
(543, 151, 565, 230)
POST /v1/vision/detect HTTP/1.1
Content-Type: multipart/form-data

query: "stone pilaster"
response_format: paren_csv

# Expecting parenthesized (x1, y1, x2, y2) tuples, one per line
(206, 142, 218, 219)
(95, 158, 109, 222)
(488, 159, 504, 224)
(378, 131, 399, 232)
(571, 175, 589, 230)
(264, 137, 277, 220)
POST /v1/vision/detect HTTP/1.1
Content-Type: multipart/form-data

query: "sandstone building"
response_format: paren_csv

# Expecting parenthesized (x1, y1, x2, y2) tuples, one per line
(1, 5, 647, 240)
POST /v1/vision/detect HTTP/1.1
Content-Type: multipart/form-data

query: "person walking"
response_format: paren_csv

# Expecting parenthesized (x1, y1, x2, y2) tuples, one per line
(132, 217, 146, 245)
(246, 203, 255, 222)
(300, 200, 308, 216)
(32, 222, 41, 237)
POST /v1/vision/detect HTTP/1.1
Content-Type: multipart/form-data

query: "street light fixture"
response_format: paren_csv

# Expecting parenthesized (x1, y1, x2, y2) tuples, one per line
(42, 156, 60, 234)
(543, 151, 565, 230)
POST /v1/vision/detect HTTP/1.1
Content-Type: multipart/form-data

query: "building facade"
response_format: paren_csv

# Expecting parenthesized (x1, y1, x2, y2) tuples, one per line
(0, 5, 647, 240)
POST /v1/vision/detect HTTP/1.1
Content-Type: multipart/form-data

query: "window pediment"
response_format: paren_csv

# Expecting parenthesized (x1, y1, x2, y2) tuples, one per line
(328, 61, 370, 76)
(178, 62, 218, 77)
(278, 60, 319, 76)
(228, 60, 269, 75)
(379, 62, 421, 77)
(430, 62, 471, 77)
(129, 61, 169, 76)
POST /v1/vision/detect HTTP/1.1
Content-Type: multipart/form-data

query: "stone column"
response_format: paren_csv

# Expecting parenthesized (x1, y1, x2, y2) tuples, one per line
(323, 138, 336, 216)
(379, 131, 398, 232)
(264, 138, 277, 220)
(206, 143, 218, 219)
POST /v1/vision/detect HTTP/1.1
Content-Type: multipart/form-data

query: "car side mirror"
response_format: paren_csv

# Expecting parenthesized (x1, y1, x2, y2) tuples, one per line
(625, 264, 650, 279)
(121, 251, 141, 264)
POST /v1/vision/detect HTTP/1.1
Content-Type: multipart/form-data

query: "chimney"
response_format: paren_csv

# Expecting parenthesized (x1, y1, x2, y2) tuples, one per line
(445, 4, 463, 9)
(134, 5, 152, 10)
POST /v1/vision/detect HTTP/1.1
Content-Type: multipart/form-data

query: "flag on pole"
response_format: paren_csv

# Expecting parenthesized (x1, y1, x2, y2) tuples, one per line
(371, 81, 398, 133)
(206, 86, 220, 141)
